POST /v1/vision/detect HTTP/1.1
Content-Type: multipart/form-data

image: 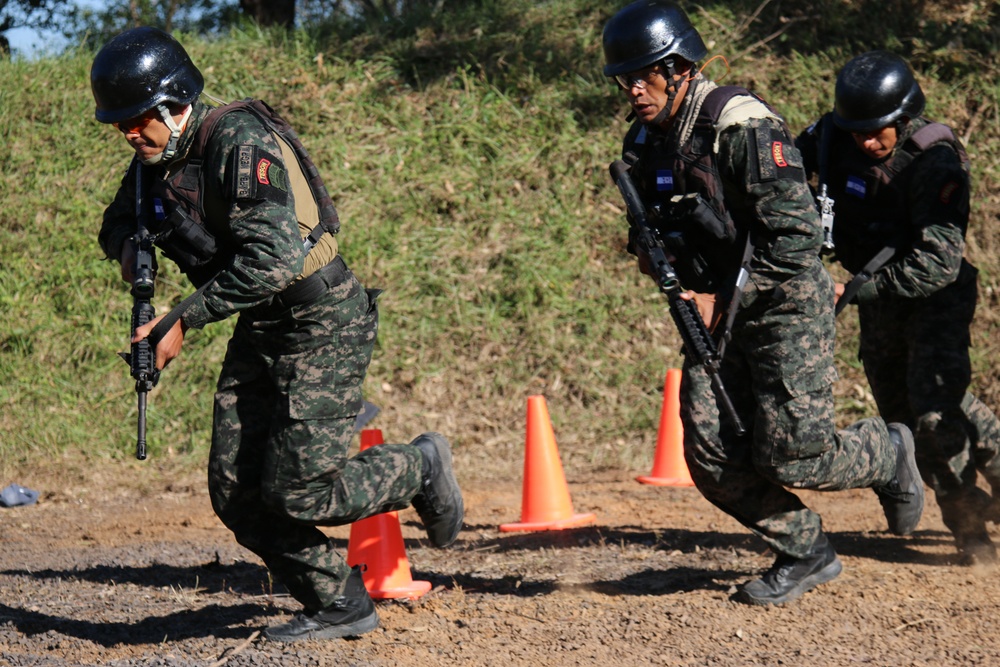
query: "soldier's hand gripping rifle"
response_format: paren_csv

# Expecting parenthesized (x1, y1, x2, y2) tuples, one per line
(118, 166, 160, 461)
(609, 159, 746, 436)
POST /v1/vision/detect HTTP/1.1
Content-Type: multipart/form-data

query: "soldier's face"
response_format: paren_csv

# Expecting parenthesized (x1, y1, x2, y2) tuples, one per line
(851, 125, 898, 160)
(114, 109, 169, 161)
(619, 62, 690, 127)
(113, 108, 185, 163)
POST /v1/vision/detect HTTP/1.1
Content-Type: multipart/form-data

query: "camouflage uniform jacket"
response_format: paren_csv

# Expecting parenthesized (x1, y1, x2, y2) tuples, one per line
(623, 76, 824, 311)
(99, 99, 326, 329)
(797, 114, 973, 301)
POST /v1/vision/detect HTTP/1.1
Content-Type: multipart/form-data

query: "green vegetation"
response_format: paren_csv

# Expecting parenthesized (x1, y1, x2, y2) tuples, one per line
(2, 0, 999, 485)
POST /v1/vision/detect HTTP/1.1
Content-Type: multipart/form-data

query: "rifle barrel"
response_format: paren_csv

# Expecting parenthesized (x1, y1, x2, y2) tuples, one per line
(136, 390, 148, 461)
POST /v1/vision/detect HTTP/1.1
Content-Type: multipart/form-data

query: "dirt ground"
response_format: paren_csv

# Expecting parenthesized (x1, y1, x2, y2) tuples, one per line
(2, 457, 999, 667)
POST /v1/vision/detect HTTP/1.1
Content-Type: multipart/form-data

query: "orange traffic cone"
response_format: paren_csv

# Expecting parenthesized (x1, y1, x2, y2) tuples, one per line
(637, 369, 695, 486)
(346, 429, 432, 600)
(499, 395, 597, 532)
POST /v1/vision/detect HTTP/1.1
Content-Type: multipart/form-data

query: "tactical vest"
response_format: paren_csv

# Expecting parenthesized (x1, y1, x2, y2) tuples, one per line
(827, 120, 969, 275)
(144, 99, 340, 286)
(625, 86, 765, 293)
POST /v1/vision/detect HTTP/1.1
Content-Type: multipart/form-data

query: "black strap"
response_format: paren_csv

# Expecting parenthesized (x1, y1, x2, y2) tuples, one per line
(698, 86, 751, 127)
(816, 115, 833, 194)
(147, 256, 349, 348)
(147, 281, 211, 349)
(834, 245, 896, 316)
(267, 256, 349, 311)
(716, 235, 753, 360)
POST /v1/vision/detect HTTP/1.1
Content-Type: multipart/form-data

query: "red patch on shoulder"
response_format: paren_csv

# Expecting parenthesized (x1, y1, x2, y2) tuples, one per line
(939, 181, 959, 204)
(256, 158, 271, 185)
(771, 142, 788, 167)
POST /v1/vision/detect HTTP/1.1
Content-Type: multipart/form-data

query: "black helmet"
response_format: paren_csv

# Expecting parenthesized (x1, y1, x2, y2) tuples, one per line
(833, 50, 925, 133)
(603, 0, 707, 77)
(91, 26, 204, 124)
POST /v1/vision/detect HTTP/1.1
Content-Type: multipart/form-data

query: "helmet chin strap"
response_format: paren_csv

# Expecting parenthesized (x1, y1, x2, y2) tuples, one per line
(662, 58, 681, 114)
(141, 103, 193, 165)
(648, 57, 685, 127)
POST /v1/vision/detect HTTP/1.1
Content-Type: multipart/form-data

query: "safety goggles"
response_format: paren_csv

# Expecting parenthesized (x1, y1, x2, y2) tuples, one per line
(112, 109, 160, 134)
(614, 64, 666, 91)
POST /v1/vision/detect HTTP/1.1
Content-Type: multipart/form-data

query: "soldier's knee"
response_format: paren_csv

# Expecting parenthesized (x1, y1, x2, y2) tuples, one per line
(262, 474, 358, 526)
(754, 435, 827, 487)
(261, 482, 320, 521)
(758, 458, 817, 487)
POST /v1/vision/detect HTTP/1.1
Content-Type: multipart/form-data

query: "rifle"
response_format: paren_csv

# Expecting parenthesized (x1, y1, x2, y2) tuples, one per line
(118, 165, 159, 461)
(816, 115, 836, 255)
(609, 159, 746, 436)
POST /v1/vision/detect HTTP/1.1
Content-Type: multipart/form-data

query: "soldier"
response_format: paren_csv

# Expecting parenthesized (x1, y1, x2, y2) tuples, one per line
(90, 27, 464, 640)
(798, 50, 1000, 564)
(603, 1, 925, 605)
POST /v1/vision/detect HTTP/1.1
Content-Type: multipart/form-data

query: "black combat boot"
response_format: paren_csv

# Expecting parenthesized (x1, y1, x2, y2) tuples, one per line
(736, 533, 843, 606)
(873, 423, 925, 536)
(263, 567, 378, 642)
(410, 432, 465, 548)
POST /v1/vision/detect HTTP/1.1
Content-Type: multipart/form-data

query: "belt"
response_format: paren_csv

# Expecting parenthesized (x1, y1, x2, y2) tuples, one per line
(270, 255, 350, 311)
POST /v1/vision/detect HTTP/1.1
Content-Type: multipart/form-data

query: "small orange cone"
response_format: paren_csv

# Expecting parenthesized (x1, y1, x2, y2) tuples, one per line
(637, 369, 695, 486)
(346, 428, 432, 599)
(499, 396, 597, 532)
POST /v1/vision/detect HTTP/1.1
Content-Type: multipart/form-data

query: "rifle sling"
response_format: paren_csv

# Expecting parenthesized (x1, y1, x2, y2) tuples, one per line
(147, 282, 211, 349)
(834, 245, 896, 316)
(147, 254, 347, 348)
(716, 235, 753, 360)
(817, 115, 833, 197)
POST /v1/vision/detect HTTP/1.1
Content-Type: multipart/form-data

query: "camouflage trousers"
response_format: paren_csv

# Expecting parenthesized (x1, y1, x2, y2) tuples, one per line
(681, 262, 898, 558)
(208, 268, 423, 611)
(857, 264, 1000, 539)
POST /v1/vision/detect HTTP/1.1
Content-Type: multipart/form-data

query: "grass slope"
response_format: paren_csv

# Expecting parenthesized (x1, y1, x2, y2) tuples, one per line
(1, 0, 999, 485)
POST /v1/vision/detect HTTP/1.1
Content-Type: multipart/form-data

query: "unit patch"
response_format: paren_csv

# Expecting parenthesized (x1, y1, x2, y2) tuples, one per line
(749, 123, 804, 182)
(771, 141, 788, 167)
(257, 158, 272, 185)
(230, 144, 288, 205)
